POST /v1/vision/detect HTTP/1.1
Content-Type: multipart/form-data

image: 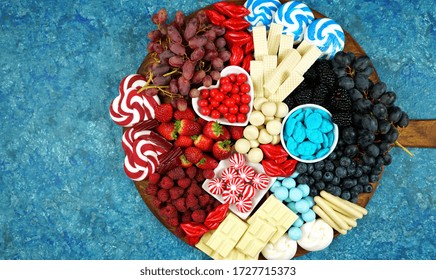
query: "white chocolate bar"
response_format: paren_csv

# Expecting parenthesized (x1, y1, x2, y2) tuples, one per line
(262, 55, 278, 97)
(263, 49, 301, 95)
(253, 25, 268, 60)
(278, 34, 294, 64)
(268, 72, 304, 102)
(293, 45, 322, 76)
(296, 40, 313, 56)
(313, 205, 347, 235)
(267, 23, 284, 55)
(250, 60, 264, 98)
(320, 191, 364, 219)
(314, 196, 349, 230)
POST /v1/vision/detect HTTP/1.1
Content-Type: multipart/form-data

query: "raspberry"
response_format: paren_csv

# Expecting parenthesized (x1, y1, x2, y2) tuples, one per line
(198, 194, 211, 207)
(185, 166, 197, 179)
(157, 189, 170, 202)
(160, 176, 174, 189)
(169, 187, 184, 200)
(191, 209, 206, 223)
(177, 177, 191, 189)
(186, 193, 199, 210)
(167, 217, 180, 227)
(145, 184, 158, 196)
(181, 210, 193, 223)
(173, 197, 187, 212)
(152, 197, 164, 209)
(213, 199, 221, 208)
(202, 169, 215, 179)
(167, 167, 185, 180)
(148, 173, 161, 184)
(175, 225, 186, 238)
(187, 183, 202, 196)
(194, 171, 205, 182)
(160, 204, 178, 218)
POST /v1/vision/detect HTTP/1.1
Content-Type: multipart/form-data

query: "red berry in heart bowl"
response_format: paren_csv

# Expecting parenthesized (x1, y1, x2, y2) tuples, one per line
(192, 66, 254, 126)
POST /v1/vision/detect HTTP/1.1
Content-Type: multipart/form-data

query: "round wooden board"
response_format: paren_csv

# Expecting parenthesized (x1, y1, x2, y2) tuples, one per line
(131, 0, 431, 259)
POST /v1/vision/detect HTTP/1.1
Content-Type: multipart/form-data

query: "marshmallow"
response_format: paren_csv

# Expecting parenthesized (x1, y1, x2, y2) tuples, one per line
(297, 219, 334, 251)
(262, 234, 298, 260)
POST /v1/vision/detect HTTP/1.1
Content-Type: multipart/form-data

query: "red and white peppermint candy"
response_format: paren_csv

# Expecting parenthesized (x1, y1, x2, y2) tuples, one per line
(208, 178, 224, 195)
(252, 173, 270, 190)
(110, 75, 160, 127)
(123, 153, 148, 181)
(221, 167, 238, 183)
(222, 189, 238, 204)
(239, 165, 255, 182)
(226, 178, 244, 194)
(235, 197, 252, 213)
(132, 139, 159, 175)
(229, 153, 245, 169)
(242, 184, 256, 200)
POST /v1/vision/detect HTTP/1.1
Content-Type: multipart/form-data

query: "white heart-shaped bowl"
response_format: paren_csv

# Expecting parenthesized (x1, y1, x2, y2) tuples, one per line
(192, 66, 254, 126)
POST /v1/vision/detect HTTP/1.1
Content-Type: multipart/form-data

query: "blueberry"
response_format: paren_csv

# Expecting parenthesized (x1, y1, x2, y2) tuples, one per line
(312, 170, 323, 180)
(352, 185, 363, 193)
(366, 144, 380, 157)
(324, 161, 335, 172)
(335, 166, 347, 178)
(361, 165, 372, 174)
(309, 188, 319, 197)
(371, 166, 383, 175)
(296, 163, 308, 174)
(297, 174, 309, 184)
(306, 164, 315, 174)
(343, 178, 355, 189)
(354, 167, 363, 177)
(342, 127, 357, 144)
(383, 153, 392, 165)
(331, 176, 341, 186)
(363, 184, 373, 193)
(323, 172, 334, 182)
(339, 156, 352, 167)
(369, 174, 379, 183)
(328, 151, 337, 160)
(332, 186, 342, 197)
(344, 145, 359, 157)
(362, 154, 375, 166)
(340, 190, 351, 201)
(315, 181, 325, 190)
(308, 176, 315, 185)
(347, 165, 356, 176)
(350, 196, 359, 203)
(358, 175, 369, 185)
(314, 161, 325, 171)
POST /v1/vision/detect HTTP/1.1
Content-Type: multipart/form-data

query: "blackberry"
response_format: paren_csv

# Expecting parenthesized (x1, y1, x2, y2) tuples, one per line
(330, 88, 352, 112)
(319, 68, 336, 89)
(304, 66, 318, 82)
(332, 111, 352, 126)
(294, 89, 313, 105)
(283, 94, 295, 110)
(313, 84, 329, 99)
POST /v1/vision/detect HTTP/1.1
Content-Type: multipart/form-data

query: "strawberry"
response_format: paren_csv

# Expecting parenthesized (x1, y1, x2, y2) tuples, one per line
(196, 155, 218, 170)
(179, 154, 192, 168)
(212, 140, 232, 160)
(174, 135, 193, 148)
(157, 122, 177, 140)
(174, 108, 195, 120)
(193, 134, 214, 152)
(175, 119, 202, 136)
(197, 118, 208, 126)
(229, 126, 244, 140)
(185, 146, 204, 164)
(217, 126, 231, 140)
(155, 103, 173, 123)
(203, 121, 226, 140)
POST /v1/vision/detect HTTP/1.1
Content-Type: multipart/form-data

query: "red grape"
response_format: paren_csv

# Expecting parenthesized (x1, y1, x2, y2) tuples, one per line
(169, 42, 186, 55)
(190, 47, 205, 61)
(167, 25, 182, 44)
(182, 60, 195, 81)
(184, 17, 199, 41)
(168, 56, 184, 67)
(215, 37, 226, 49)
(178, 76, 190, 95)
(192, 70, 206, 84)
(189, 36, 207, 49)
(203, 75, 212, 87)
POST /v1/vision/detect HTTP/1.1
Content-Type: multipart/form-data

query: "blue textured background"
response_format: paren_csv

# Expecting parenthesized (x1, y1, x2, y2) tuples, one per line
(0, 0, 434, 260)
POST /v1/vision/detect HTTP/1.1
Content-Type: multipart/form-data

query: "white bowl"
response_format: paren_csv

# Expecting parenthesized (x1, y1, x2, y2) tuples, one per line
(192, 66, 254, 126)
(201, 154, 276, 220)
(280, 104, 339, 163)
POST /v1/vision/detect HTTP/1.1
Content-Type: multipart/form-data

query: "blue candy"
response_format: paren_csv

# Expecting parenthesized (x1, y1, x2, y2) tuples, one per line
(306, 129, 323, 144)
(297, 141, 317, 156)
(288, 226, 302, 240)
(288, 187, 303, 202)
(316, 148, 330, 158)
(317, 108, 331, 120)
(285, 117, 296, 137)
(322, 133, 329, 148)
(300, 155, 315, 160)
(327, 131, 334, 147)
(277, 177, 286, 181)
(290, 108, 302, 118)
(294, 111, 305, 122)
(286, 136, 298, 153)
(297, 184, 310, 197)
(292, 216, 304, 227)
(304, 196, 315, 208)
(284, 196, 293, 203)
(270, 181, 282, 192)
(293, 122, 306, 143)
(304, 112, 322, 129)
(290, 171, 299, 178)
(295, 199, 310, 213)
(282, 177, 296, 189)
(274, 186, 289, 201)
(244, 0, 282, 31)
(286, 201, 297, 213)
(301, 209, 316, 222)
(304, 108, 313, 119)
(319, 119, 333, 133)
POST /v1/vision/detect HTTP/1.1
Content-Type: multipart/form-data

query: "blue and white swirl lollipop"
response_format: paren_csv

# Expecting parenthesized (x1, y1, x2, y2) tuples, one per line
(304, 18, 345, 60)
(244, 0, 282, 31)
(273, 1, 314, 44)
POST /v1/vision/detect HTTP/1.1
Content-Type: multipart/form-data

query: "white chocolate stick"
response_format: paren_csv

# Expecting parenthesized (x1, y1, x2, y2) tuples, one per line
(320, 191, 364, 219)
(313, 205, 347, 235)
(314, 196, 349, 230)
(341, 196, 369, 216)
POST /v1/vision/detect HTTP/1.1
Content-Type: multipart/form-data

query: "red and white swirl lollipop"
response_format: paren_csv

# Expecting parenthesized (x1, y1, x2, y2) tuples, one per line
(222, 189, 239, 204)
(123, 153, 148, 181)
(226, 178, 244, 194)
(242, 184, 256, 200)
(235, 197, 253, 213)
(252, 173, 270, 190)
(239, 165, 255, 182)
(221, 167, 238, 183)
(208, 178, 224, 195)
(132, 139, 159, 174)
(110, 75, 160, 127)
(229, 153, 245, 169)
